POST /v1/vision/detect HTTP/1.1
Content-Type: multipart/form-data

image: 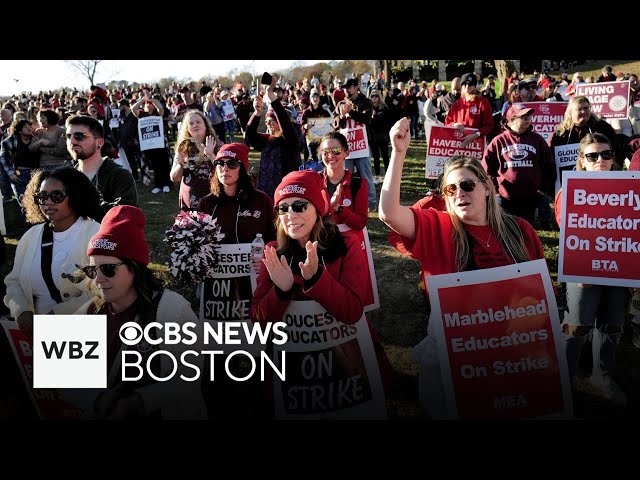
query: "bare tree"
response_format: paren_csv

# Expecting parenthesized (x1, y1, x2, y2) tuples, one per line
(65, 60, 103, 86)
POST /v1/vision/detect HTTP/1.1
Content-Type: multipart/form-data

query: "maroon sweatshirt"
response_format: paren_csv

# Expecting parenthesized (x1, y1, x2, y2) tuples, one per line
(482, 126, 556, 201)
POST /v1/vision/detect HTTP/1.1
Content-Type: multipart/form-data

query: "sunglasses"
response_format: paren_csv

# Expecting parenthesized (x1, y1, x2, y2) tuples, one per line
(81, 263, 125, 279)
(370, 94, 380, 98)
(275, 200, 310, 214)
(34, 190, 67, 205)
(213, 159, 241, 169)
(442, 179, 482, 197)
(520, 84, 536, 91)
(584, 150, 614, 162)
(321, 147, 345, 156)
(65, 132, 95, 141)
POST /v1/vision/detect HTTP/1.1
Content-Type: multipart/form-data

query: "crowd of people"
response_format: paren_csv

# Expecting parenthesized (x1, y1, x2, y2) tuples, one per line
(1, 63, 638, 420)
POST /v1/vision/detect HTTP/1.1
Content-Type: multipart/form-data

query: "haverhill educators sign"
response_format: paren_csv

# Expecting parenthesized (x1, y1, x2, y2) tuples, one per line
(558, 171, 640, 287)
(425, 125, 485, 179)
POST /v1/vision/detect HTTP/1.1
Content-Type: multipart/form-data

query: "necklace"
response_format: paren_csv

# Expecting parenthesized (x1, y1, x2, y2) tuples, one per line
(468, 228, 492, 247)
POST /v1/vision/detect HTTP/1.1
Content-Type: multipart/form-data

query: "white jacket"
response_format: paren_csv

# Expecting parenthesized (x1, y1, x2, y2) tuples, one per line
(76, 289, 207, 420)
(4, 219, 100, 319)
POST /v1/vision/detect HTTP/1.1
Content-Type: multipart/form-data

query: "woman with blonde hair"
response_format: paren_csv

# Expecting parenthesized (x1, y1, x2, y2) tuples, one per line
(550, 95, 618, 167)
(379, 117, 546, 417)
(170, 109, 223, 210)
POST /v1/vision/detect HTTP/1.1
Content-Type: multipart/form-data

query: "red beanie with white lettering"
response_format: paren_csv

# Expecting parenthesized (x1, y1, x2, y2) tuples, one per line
(274, 170, 330, 216)
(87, 206, 149, 265)
(215, 142, 250, 171)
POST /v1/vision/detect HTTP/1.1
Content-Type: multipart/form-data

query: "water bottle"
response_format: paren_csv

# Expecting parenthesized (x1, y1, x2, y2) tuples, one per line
(251, 233, 265, 274)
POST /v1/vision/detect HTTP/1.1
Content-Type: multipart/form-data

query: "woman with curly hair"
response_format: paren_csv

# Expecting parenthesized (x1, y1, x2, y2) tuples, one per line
(4, 166, 101, 336)
(170, 109, 224, 210)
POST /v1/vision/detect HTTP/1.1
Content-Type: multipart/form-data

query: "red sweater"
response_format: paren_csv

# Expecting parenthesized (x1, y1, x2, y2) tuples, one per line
(250, 234, 368, 326)
(445, 95, 494, 137)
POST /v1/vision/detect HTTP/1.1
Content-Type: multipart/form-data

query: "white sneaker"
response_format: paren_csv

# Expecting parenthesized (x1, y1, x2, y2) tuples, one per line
(162, 186, 170, 193)
(589, 374, 628, 406)
(151, 187, 161, 194)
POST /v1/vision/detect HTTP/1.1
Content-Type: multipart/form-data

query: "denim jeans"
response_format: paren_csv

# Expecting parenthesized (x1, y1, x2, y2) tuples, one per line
(536, 193, 553, 223)
(345, 156, 376, 207)
(562, 283, 627, 379)
(0, 165, 13, 199)
(11, 167, 31, 200)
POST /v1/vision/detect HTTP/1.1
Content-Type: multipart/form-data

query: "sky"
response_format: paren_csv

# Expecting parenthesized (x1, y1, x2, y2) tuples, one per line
(0, 60, 332, 97)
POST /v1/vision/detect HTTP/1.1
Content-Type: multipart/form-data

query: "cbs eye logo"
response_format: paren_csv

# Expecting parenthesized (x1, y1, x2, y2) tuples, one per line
(119, 322, 143, 345)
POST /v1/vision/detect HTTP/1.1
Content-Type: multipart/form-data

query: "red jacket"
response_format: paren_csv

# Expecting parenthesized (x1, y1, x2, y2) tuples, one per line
(324, 169, 369, 230)
(445, 95, 494, 137)
(250, 233, 367, 326)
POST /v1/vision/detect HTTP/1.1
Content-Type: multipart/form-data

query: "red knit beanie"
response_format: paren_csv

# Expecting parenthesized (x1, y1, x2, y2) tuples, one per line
(87, 206, 150, 265)
(215, 142, 250, 171)
(274, 170, 329, 216)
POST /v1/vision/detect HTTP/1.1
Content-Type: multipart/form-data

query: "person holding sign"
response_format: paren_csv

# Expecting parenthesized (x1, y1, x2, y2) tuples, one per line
(170, 110, 223, 210)
(132, 91, 172, 195)
(197, 143, 275, 418)
(246, 74, 301, 198)
(198, 142, 275, 245)
(445, 73, 494, 149)
(320, 131, 368, 231)
(4, 167, 101, 337)
(379, 117, 546, 417)
(301, 89, 331, 165)
(76, 205, 206, 419)
(251, 170, 393, 416)
(554, 133, 628, 405)
(550, 96, 618, 168)
(482, 103, 555, 225)
(334, 78, 377, 211)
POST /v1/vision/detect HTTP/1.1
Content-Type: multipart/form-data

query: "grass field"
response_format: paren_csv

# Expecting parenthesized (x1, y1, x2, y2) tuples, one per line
(2, 133, 637, 419)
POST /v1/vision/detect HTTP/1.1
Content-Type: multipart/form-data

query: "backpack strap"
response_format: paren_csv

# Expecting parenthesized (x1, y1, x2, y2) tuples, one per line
(350, 164, 362, 198)
(41, 223, 63, 304)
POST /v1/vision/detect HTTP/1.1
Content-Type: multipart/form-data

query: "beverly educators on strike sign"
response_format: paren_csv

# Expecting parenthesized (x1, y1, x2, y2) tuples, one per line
(555, 133, 632, 406)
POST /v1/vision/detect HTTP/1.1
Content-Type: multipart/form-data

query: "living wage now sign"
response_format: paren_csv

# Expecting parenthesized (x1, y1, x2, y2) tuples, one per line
(558, 171, 640, 287)
(427, 259, 572, 420)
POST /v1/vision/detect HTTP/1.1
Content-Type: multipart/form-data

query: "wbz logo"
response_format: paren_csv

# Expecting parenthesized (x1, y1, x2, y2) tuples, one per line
(33, 315, 107, 388)
(592, 259, 619, 272)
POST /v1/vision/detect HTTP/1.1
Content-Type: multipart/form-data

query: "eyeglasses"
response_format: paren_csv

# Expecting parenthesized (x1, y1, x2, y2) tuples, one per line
(321, 147, 345, 156)
(442, 179, 481, 197)
(275, 200, 310, 214)
(574, 106, 591, 113)
(213, 159, 241, 169)
(65, 132, 95, 141)
(34, 190, 67, 205)
(81, 263, 125, 279)
(584, 150, 614, 162)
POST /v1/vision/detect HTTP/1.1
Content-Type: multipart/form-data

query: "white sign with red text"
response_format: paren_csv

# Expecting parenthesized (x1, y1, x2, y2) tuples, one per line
(340, 118, 370, 159)
(272, 300, 386, 420)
